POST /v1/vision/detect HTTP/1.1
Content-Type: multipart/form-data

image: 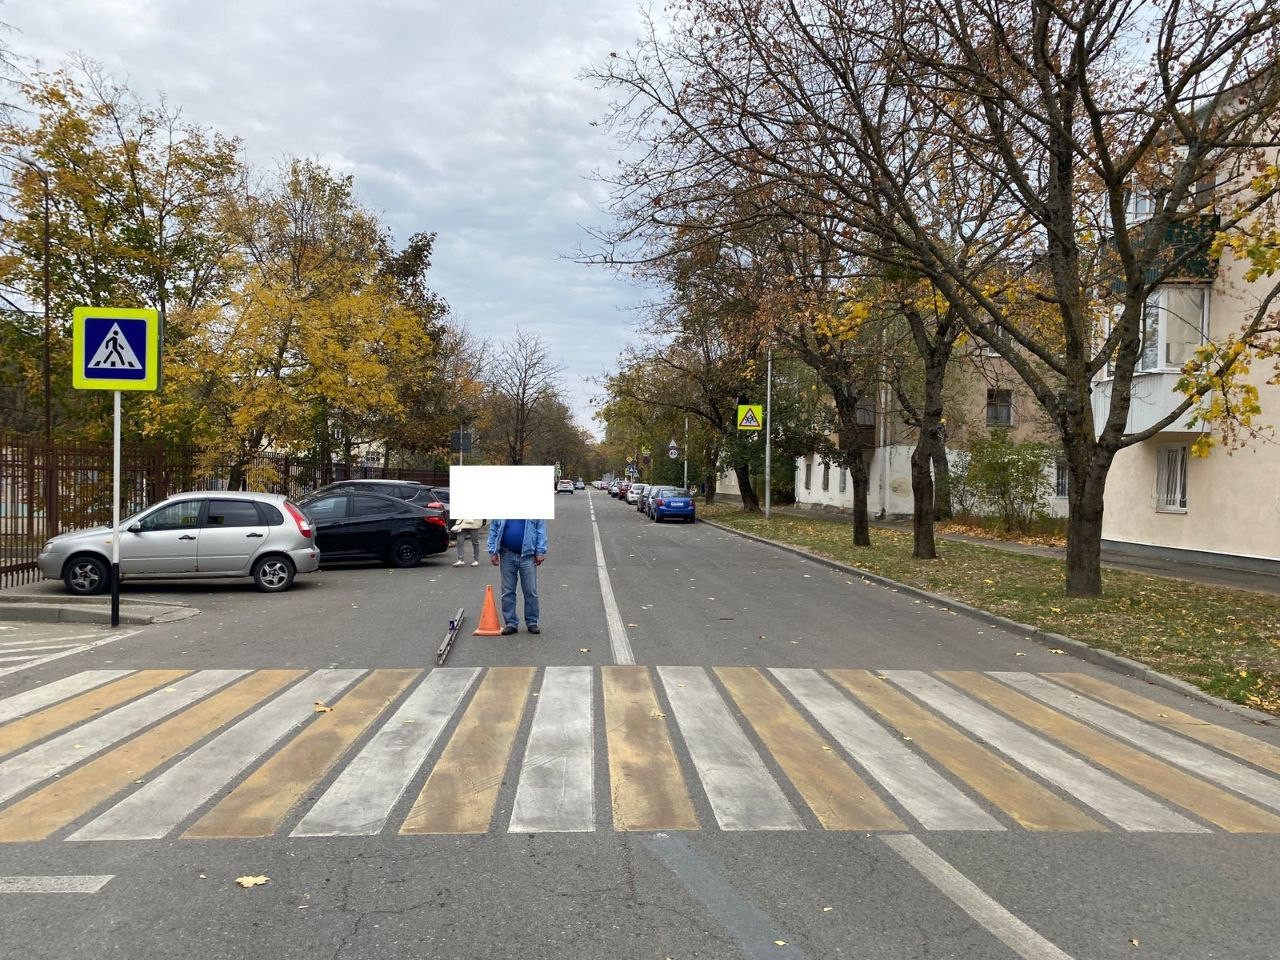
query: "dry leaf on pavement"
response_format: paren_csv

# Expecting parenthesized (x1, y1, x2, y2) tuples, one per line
(235, 875, 269, 888)
(579, 647, 590, 653)
(313, 702, 333, 713)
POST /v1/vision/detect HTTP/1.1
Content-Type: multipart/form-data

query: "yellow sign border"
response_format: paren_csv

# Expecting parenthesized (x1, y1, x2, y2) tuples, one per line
(71, 306, 160, 391)
(737, 404, 763, 430)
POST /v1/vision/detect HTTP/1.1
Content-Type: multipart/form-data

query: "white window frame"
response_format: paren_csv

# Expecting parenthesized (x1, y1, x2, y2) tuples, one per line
(1104, 286, 1209, 378)
(986, 388, 1013, 428)
(1054, 459, 1069, 499)
(1155, 444, 1188, 513)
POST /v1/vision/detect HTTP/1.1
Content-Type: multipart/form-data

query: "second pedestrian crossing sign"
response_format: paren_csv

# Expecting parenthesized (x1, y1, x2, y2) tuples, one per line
(72, 306, 160, 391)
(737, 404, 763, 430)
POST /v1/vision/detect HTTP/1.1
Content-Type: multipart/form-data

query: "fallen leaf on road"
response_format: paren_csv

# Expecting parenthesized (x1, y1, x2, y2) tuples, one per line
(1014, 652, 1026, 657)
(313, 702, 333, 713)
(235, 876, 269, 888)
(902, 736, 913, 742)
(1048, 648, 1066, 654)
(627, 623, 639, 627)
(579, 647, 591, 653)
(774, 941, 787, 947)
(1129, 938, 1140, 946)
(650, 710, 666, 719)
(822, 906, 833, 912)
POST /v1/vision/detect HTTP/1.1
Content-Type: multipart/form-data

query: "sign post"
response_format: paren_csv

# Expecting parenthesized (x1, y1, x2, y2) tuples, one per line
(71, 306, 161, 627)
(764, 347, 773, 519)
(683, 415, 689, 490)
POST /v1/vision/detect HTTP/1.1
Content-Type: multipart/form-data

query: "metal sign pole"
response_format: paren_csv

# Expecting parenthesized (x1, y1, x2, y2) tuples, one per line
(764, 347, 773, 519)
(683, 415, 689, 489)
(111, 389, 121, 628)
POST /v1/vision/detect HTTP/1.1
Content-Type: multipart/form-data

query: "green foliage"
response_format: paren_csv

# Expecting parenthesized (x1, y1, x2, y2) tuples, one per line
(952, 430, 1054, 532)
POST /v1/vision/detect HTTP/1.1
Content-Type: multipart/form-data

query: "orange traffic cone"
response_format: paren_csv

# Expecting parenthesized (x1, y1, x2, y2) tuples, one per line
(472, 584, 504, 636)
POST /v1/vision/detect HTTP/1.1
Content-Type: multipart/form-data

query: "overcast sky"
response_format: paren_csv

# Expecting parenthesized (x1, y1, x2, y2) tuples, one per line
(9, 0, 650, 434)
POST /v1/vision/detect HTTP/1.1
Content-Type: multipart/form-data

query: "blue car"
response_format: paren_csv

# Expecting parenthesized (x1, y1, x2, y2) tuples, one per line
(648, 486, 696, 523)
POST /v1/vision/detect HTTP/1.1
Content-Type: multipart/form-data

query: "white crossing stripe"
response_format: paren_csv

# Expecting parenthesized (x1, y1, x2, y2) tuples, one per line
(509, 666, 595, 832)
(292, 667, 480, 837)
(0, 875, 114, 894)
(0, 631, 141, 678)
(883, 672, 1206, 832)
(993, 673, 1280, 814)
(68, 670, 363, 841)
(0, 671, 132, 725)
(774, 669, 1002, 831)
(0, 670, 246, 806)
(658, 666, 802, 831)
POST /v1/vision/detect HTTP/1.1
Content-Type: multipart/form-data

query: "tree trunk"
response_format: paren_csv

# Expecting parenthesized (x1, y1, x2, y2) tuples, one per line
(734, 462, 760, 512)
(1065, 469, 1106, 597)
(910, 442, 936, 559)
(847, 451, 871, 546)
(931, 444, 952, 520)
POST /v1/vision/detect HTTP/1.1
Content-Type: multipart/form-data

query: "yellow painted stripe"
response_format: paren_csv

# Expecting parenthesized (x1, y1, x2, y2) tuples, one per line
(601, 666, 698, 831)
(717, 667, 902, 830)
(1047, 673, 1280, 777)
(944, 672, 1280, 833)
(400, 667, 534, 834)
(0, 670, 188, 758)
(828, 670, 1103, 832)
(185, 669, 420, 838)
(0, 670, 299, 842)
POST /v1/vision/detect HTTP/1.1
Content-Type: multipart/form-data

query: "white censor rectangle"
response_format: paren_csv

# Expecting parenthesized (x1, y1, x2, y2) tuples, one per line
(449, 466, 556, 520)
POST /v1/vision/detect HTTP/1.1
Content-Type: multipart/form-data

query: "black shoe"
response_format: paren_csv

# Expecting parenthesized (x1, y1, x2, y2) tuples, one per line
(501, 626, 517, 635)
(526, 624, 540, 634)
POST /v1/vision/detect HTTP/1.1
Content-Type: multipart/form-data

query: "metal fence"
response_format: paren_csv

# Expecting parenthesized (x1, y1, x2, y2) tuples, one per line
(0, 434, 448, 590)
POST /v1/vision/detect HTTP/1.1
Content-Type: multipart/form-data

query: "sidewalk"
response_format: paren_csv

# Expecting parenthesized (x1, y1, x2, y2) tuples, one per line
(771, 506, 1280, 596)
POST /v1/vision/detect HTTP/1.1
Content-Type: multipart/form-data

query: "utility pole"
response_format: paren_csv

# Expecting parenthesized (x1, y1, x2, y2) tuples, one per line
(683, 414, 689, 489)
(764, 346, 773, 519)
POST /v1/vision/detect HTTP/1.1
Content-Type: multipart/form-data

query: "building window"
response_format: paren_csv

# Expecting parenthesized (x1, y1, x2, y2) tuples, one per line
(986, 389, 1013, 427)
(1109, 287, 1208, 376)
(839, 466, 847, 493)
(1126, 187, 1156, 223)
(1054, 459, 1069, 499)
(821, 460, 830, 491)
(1155, 445, 1188, 512)
(803, 458, 812, 491)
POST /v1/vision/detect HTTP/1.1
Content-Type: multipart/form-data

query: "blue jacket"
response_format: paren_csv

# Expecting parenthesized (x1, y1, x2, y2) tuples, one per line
(487, 519, 548, 557)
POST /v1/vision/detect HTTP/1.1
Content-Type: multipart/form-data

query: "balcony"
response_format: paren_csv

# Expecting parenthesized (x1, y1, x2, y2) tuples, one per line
(1091, 371, 1199, 437)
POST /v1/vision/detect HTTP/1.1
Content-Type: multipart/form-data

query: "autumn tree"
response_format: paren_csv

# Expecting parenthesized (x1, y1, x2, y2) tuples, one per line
(483, 329, 564, 465)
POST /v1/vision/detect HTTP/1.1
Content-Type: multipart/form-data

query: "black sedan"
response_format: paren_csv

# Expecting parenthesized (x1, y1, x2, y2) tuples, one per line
(294, 491, 449, 566)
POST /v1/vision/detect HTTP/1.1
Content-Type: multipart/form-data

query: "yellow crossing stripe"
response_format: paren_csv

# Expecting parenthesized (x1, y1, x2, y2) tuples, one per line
(185, 670, 421, 839)
(0, 670, 188, 758)
(0, 670, 299, 842)
(1047, 673, 1280, 777)
(944, 672, 1280, 833)
(829, 670, 1103, 832)
(401, 667, 535, 834)
(601, 666, 698, 831)
(717, 667, 902, 830)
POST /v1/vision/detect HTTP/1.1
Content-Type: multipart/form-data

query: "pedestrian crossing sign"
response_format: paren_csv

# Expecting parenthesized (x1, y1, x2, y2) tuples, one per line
(72, 306, 160, 391)
(737, 404, 763, 430)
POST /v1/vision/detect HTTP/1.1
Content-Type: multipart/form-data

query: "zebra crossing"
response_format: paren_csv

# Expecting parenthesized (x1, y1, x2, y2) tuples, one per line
(1, 664, 1279, 841)
(0, 627, 136, 677)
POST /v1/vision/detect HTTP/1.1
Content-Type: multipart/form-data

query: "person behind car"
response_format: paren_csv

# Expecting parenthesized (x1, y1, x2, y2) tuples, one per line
(451, 517, 485, 566)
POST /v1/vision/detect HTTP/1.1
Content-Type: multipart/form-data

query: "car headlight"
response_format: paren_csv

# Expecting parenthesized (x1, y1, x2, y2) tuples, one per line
(42, 541, 54, 553)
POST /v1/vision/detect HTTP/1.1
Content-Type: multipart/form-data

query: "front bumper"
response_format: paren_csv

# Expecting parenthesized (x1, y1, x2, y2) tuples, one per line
(37, 550, 67, 580)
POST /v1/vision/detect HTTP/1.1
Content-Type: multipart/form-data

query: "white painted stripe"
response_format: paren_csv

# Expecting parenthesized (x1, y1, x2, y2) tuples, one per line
(0, 670, 246, 805)
(587, 488, 634, 665)
(69, 670, 363, 841)
(0, 634, 103, 648)
(292, 667, 480, 837)
(0, 645, 82, 656)
(0, 630, 141, 678)
(0, 655, 48, 663)
(0, 671, 132, 725)
(993, 672, 1280, 814)
(883, 835, 1074, 960)
(658, 666, 802, 831)
(773, 669, 1002, 831)
(509, 666, 594, 832)
(0, 875, 114, 894)
(883, 671, 1205, 832)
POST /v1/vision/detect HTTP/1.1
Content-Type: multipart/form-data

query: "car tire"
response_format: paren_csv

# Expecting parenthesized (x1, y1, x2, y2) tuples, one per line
(389, 537, 422, 568)
(63, 554, 110, 596)
(253, 555, 295, 592)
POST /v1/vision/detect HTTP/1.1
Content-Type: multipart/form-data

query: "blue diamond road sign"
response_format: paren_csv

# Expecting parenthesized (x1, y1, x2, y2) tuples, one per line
(72, 307, 160, 391)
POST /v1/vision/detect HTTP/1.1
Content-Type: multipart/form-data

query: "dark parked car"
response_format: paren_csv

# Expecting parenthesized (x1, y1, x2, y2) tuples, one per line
(295, 490, 449, 566)
(309, 479, 450, 530)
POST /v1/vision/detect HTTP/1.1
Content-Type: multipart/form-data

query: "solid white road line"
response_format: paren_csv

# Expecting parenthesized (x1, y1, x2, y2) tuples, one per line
(69, 670, 364, 841)
(658, 666, 802, 831)
(884, 671, 1205, 832)
(587, 489, 634, 665)
(0, 670, 246, 806)
(0, 634, 103, 648)
(0, 670, 132, 725)
(773, 668, 1002, 831)
(509, 665, 595, 832)
(0, 630, 142, 678)
(0, 875, 114, 894)
(883, 835, 1074, 960)
(292, 667, 480, 837)
(993, 672, 1280, 813)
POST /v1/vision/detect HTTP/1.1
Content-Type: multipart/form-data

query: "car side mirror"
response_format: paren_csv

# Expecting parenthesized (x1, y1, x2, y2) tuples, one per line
(127, 523, 142, 533)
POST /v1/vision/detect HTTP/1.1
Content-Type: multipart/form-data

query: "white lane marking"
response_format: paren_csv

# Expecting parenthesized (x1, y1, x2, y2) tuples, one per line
(884, 835, 1074, 960)
(292, 667, 480, 837)
(587, 488, 634, 665)
(773, 668, 1002, 831)
(883, 671, 1205, 832)
(0, 875, 115, 894)
(658, 666, 802, 831)
(0, 653, 65, 663)
(69, 670, 364, 841)
(509, 665, 594, 833)
(0, 634, 104, 648)
(0, 671, 133, 725)
(0, 630, 141, 678)
(993, 672, 1280, 814)
(0, 644, 85, 655)
(0, 670, 246, 806)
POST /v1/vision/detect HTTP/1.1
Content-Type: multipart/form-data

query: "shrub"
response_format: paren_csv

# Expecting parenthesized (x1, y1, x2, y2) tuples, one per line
(952, 430, 1054, 532)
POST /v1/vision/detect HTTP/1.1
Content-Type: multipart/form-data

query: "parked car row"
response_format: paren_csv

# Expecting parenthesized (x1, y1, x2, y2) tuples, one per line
(37, 480, 456, 596)
(604, 480, 697, 523)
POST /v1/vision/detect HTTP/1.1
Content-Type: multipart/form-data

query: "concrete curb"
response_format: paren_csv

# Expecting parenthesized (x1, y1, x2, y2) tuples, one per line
(0, 598, 198, 626)
(700, 517, 1278, 727)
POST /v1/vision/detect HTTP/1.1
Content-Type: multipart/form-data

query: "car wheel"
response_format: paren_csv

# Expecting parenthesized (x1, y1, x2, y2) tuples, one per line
(64, 555, 110, 595)
(389, 537, 422, 568)
(253, 555, 295, 592)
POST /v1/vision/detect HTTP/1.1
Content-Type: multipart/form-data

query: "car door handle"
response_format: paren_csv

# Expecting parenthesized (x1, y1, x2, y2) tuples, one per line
(178, 534, 197, 541)
(246, 532, 264, 538)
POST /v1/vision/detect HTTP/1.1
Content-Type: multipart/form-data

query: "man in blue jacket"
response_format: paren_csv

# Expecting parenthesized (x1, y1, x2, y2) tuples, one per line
(487, 518, 548, 634)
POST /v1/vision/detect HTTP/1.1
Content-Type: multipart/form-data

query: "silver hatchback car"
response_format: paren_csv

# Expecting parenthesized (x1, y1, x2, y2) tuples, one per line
(37, 491, 320, 595)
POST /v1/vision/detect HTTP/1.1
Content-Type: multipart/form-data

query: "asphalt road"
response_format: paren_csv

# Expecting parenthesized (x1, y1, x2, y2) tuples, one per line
(1, 489, 1278, 960)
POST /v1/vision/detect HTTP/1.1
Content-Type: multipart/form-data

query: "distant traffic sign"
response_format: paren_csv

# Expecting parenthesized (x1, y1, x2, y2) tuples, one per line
(737, 404, 763, 430)
(668, 440, 679, 459)
(72, 307, 160, 391)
